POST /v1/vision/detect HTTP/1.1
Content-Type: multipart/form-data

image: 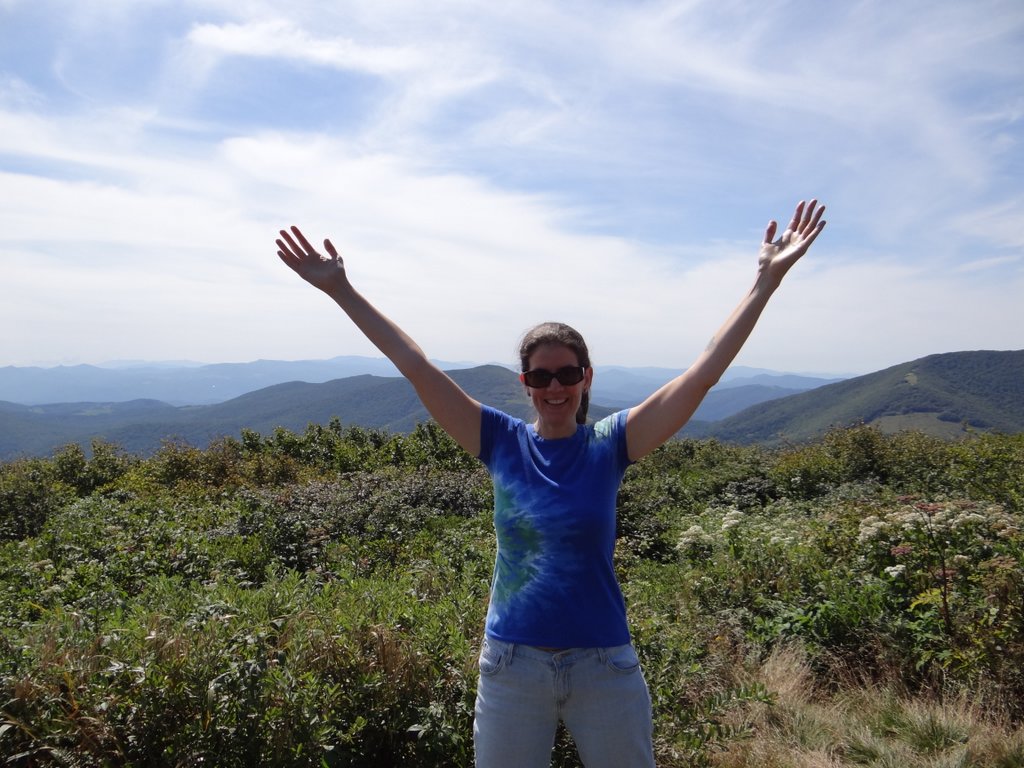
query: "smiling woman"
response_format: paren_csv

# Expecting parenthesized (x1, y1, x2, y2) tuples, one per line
(518, 321, 592, 437)
(274, 199, 826, 768)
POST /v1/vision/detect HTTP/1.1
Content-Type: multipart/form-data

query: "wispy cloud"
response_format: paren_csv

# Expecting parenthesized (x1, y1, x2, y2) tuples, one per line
(187, 19, 424, 75)
(0, 0, 1021, 372)
(951, 199, 1024, 250)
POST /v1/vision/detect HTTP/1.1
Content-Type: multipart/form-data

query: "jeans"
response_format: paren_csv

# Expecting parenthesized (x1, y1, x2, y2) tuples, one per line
(473, 637, 656, 767)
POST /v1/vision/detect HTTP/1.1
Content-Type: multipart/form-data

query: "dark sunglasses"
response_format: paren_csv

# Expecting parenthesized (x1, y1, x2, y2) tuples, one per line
(520, 366, 586, 388)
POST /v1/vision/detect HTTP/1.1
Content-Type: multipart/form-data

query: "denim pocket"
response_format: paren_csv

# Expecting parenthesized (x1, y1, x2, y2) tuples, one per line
(478, 636, 511, 677)
(601, 643, 640, 674)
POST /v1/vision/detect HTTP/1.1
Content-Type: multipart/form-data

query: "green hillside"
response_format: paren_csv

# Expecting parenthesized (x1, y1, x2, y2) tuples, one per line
(2, 352, 1021, 459)
(691, 350, 1024, 444)
(0, 367, 539, 459)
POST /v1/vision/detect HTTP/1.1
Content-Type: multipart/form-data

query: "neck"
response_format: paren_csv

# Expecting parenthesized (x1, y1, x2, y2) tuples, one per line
(533, 419, 578, 440)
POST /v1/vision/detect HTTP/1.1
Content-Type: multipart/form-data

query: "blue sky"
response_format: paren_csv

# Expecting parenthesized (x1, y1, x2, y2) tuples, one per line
(1, 0, 1021, 376)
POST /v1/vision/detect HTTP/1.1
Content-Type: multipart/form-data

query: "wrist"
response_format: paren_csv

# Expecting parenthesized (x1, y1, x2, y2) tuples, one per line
(752, 268, 783, 295)
(324, 274, 355, 302)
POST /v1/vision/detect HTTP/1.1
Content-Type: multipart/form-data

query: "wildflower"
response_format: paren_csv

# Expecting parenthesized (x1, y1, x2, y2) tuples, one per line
(884, 564, 906, 578)
(676, 525, 708, 550)
(857, 516, 886, 543)
(721, 508, 744, 532)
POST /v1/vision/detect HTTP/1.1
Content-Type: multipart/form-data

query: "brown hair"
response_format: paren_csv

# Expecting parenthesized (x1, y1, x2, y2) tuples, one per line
(518, 322, 591, 424)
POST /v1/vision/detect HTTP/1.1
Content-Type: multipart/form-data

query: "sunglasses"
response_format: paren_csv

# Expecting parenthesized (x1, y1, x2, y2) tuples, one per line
(520, 365, 586, 388)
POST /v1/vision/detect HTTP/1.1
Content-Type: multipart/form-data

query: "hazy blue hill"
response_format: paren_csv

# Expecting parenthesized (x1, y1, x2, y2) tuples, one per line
(1, 357, 837, 409)
(591, 366, 836, 411)
(687, 350, 1024, 444)
(589, 367, 682, 406)
(714, 372, 845, 390)
(0, 367, 536, 459)
(2, 352, 1020, 460)
(0, 356, 416, 405)
(0, 399, 182, 459)
(692, 385, 807, 422)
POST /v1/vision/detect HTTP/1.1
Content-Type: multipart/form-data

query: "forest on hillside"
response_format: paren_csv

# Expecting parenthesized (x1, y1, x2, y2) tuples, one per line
(1, 421, 1023, 766)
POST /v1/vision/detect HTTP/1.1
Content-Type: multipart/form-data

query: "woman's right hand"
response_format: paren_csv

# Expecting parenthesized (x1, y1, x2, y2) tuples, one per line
(276, 225, 348, 294)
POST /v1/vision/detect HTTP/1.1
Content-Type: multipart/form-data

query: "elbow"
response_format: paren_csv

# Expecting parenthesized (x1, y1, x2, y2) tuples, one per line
(687, 370, 719, 395)
(396, 350, 434, 380)
(698, 375, 719, 393)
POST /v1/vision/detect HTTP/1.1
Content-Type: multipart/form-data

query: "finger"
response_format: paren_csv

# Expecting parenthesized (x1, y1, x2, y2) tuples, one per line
(796, 219, 827, 252)
(764, 220, 778, 243)
(290, 226, 318, 255)
(807, 218, 826, 244)
(277, 250, 301, 273)
(278, 230, 304, 257)
(788, 201, 805, 231)
(324, 239, 339, 259)
(276, 237, 302, 261)
(800, 199, 819, 230)
(804, 202, 825, 232)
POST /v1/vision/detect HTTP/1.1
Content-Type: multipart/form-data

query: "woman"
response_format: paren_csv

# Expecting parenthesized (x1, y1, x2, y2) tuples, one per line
(276, 200, 826, 767)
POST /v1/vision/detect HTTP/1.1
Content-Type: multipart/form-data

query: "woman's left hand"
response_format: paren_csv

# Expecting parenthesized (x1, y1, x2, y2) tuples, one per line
(758, 200, 826, 285)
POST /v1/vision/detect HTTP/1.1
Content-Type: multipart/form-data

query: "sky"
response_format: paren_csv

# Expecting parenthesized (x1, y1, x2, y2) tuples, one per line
(1, 0, 1022, 377)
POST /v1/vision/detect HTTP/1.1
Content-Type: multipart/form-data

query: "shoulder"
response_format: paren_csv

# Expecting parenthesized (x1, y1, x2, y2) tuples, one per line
(590, 409, 629, 440)
(588, 409, 632, 466)
(481, 404, 523, 431)
(479, 405, 525, 463)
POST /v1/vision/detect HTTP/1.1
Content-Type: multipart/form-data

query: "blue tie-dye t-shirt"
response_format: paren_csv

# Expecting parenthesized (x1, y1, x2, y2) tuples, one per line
(477, 405, 634, 648)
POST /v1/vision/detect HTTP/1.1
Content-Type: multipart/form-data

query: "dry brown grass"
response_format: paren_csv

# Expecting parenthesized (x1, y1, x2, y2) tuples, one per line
(710, 644, 1024, 768)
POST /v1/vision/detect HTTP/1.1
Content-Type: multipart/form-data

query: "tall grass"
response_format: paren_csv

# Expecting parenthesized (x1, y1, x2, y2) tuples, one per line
(715, 644, 1024, 767)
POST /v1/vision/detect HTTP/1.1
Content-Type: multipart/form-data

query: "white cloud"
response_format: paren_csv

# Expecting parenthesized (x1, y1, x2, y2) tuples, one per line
(953, 255, 1022, 274)
(1, 0, 1022, 374)
(187, 19, 424, 75)
(950, 200, 1024, 250)
(744, 253, 1024, 374)
(0, 75, 42, 108)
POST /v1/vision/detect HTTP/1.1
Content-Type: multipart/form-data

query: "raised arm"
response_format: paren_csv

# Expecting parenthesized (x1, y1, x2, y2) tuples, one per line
(625, 200, 826, 462)
(276, 226, 482, 456)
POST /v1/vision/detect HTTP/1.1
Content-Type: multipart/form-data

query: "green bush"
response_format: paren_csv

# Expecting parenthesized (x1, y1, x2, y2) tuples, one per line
(1, 423, 1023, 765)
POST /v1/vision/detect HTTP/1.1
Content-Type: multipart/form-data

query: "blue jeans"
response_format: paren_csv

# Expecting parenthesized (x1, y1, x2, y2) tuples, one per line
(473, 637, 656, 767)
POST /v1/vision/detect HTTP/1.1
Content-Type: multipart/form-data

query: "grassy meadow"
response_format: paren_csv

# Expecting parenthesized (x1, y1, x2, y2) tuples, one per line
(1, 420, 1023, 766)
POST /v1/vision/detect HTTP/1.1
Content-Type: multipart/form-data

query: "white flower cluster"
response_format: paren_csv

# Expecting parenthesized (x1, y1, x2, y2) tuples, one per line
(857, 516, 888, 544)
(883, 564, 906, 578)
(675, 524, 711, 551)
(856, 501, 1018, 545)
(721, 508, 744, 532)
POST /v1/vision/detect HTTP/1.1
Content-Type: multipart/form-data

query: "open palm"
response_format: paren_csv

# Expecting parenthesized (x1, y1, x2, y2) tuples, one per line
(276, 225, 347, 294)
(758, 200, 826, 284)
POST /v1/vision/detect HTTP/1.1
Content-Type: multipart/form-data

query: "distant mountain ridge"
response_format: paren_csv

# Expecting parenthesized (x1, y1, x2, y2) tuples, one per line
(0, 366, 527, 460)
(0, 357, 837, 407)
(682, 350, 1024, 444)
(1, 351, 1020, 460)
(0, 356, 410, 406)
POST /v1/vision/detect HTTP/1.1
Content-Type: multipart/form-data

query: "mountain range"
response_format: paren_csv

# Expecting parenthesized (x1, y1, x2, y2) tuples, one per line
(0, 350, 1020, 460)
(0, 356, 836, 407)
(679, 349, 1024, 444)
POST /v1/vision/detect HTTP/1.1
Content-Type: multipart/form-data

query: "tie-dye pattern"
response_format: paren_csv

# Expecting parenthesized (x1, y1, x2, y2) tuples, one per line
(478, 405, 633, 648)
